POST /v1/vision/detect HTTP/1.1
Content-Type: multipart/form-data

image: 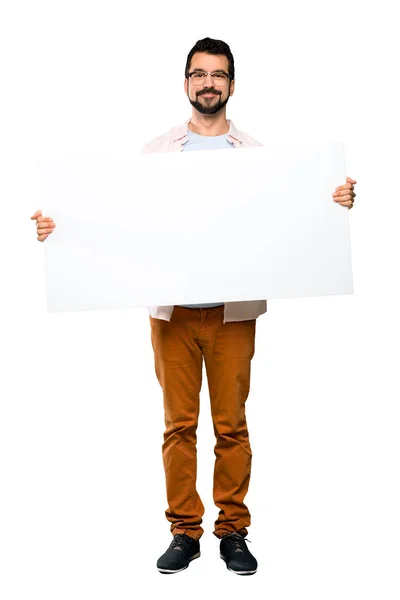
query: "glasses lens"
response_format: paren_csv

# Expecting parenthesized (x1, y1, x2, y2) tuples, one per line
(191, 72, 229, 85)
(191, 73, 205, 85)
(212, 73, 229, 85)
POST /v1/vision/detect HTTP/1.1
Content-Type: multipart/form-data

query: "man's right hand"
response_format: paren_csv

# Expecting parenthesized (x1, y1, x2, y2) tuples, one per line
(31, 210, 56, 242)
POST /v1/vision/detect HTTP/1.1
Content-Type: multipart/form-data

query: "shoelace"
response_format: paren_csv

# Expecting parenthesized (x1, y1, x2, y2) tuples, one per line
(224, 533, 252, 553)
(170, 534, 193, 551)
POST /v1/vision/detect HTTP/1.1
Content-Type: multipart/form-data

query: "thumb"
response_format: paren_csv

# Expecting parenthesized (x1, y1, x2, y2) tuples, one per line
(31, 210, 42, 220)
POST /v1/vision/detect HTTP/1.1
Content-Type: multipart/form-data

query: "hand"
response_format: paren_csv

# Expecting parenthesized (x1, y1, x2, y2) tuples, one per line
(31, 210, 56, 242)
(332, 176, 357, 210)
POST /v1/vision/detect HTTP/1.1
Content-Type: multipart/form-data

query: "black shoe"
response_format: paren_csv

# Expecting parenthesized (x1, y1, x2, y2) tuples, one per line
(220, 532, 258, 575)
(157, 533, 200, 574)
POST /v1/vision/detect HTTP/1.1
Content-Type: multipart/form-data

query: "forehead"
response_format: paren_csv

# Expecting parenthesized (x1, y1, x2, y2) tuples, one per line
(189, 52, 229, 72)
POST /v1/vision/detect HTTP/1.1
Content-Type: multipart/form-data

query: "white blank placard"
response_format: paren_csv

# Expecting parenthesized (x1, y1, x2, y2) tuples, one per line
(39, 143, 352, 312)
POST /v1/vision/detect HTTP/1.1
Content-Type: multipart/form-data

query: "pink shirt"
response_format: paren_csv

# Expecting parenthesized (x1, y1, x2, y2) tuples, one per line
(142, 117, 268, 323)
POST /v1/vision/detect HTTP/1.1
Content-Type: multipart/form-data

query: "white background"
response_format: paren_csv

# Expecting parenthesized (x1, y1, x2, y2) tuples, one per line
(1, 1, 399, 598)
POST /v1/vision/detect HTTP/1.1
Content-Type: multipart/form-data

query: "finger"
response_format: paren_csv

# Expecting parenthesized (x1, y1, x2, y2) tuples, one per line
(346, 176, 357, 183)
(37, 221, 56, 228)
(37, 233, 49, 242)
(335, 183, 353, 191)
(38, 220, 55, 228)
(334, 195, 353, 203)
(37, 227, 55, 234)
(37, 220, 55, 227)
(31, 210, 42, 219)
(333, 189, 354, 197)
(36, 216, 54, 223)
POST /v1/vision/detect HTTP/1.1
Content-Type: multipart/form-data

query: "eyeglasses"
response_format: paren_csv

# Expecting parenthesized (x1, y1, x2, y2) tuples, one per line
(188, 71, 231, 86)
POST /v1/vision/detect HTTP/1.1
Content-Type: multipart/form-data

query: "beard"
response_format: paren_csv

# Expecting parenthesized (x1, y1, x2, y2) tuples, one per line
(188, 89, 230, 115)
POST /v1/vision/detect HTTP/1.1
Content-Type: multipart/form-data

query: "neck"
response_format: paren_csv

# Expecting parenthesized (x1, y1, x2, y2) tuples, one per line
(188, 110, 229, 136)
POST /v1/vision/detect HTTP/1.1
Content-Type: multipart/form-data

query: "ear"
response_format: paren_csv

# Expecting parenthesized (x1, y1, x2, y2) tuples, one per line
(230, 79, 235, 96)
(184, 78, 188, 94)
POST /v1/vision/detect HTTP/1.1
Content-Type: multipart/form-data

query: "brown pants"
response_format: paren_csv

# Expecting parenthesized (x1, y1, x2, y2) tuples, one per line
(150, 305, 256, 541)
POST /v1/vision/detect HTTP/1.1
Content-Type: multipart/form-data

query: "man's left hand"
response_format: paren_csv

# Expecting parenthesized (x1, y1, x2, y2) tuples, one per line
(332, 176, 357, 210)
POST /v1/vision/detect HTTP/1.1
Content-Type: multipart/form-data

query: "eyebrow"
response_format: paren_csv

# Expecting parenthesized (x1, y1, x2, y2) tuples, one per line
(192, 68, 227, 73)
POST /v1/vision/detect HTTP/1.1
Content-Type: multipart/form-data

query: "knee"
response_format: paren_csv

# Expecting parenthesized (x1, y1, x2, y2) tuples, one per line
(164, 419, 198, 444)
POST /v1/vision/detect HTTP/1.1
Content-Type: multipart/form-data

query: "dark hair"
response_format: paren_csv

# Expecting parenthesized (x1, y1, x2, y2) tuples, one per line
(185, 37, 235, 81)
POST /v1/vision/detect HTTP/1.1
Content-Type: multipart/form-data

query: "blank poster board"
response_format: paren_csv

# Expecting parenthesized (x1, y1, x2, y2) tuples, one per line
(39, 143, 353, 312)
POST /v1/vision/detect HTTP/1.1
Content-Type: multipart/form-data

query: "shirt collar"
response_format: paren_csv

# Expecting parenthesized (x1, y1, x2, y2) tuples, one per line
(172, 118, 242, 145)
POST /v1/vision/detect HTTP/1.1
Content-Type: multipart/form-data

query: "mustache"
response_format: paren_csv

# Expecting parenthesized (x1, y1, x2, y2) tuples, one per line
(198, 90, 221, 96)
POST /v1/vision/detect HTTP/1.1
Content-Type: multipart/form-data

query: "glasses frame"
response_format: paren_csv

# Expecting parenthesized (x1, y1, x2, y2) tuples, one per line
(188, 70, 232, 86)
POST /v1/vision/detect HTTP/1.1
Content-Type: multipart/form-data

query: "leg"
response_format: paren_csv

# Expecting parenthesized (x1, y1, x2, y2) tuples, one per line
(200, 308, 256, 538)
(150, 307, 205, 540)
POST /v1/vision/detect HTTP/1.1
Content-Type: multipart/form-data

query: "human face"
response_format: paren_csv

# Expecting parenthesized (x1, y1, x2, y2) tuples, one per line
(185, 52, 234, 115)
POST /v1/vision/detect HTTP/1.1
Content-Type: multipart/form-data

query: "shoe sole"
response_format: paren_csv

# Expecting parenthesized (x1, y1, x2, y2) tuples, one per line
(220, 554, 257, 575)
(157, 552, 201, 574)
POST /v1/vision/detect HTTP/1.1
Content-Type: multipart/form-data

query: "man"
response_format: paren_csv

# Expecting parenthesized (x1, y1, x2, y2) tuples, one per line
(31, 37, 357, 576)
